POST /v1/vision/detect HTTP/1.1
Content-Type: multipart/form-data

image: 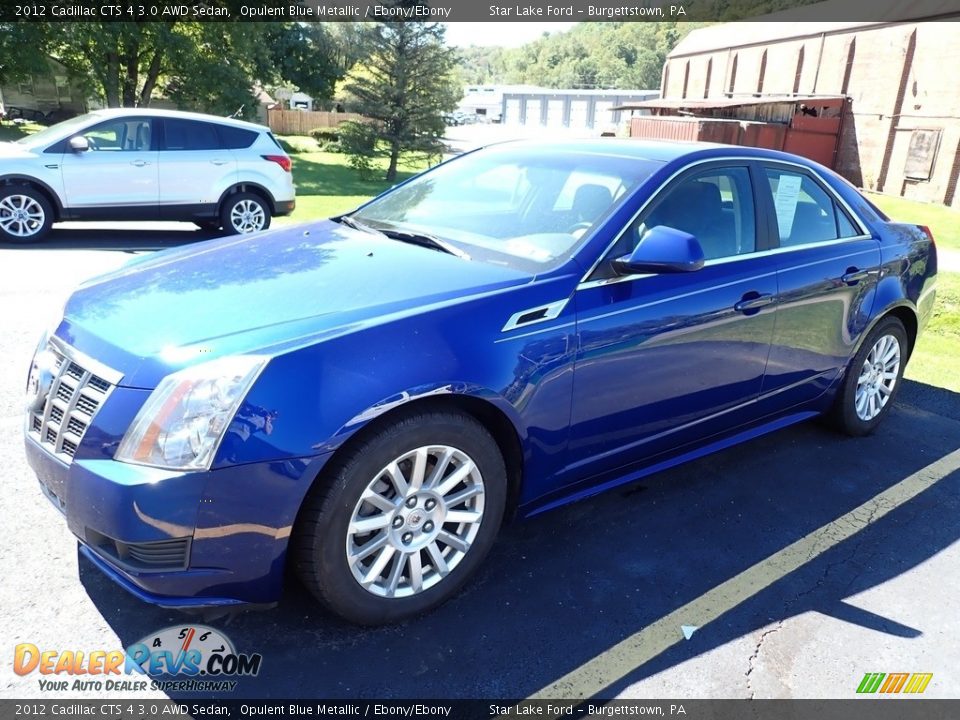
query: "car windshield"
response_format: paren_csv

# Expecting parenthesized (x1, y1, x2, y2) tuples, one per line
(352, 145, 660, 268)
(14, 112, 98, 147)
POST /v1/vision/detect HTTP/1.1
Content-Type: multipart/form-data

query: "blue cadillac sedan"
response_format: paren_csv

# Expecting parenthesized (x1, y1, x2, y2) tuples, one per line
(25, 140, 937, 624)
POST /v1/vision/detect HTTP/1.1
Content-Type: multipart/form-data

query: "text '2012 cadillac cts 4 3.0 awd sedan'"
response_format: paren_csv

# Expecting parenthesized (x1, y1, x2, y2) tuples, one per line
(24, 140, 937, 625)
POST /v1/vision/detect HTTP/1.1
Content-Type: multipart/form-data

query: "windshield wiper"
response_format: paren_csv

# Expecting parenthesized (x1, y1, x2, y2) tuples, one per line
(377, 226, 471, 261)
(335, 214, 378, 234)
(337, 216, 470, 260)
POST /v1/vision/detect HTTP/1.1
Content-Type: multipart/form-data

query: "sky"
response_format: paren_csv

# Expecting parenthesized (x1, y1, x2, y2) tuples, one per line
(443, 22, 578, 48)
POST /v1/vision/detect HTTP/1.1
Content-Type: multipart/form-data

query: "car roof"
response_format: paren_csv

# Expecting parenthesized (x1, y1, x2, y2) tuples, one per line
(489, 137, 825, 170)
(88, 107, 268, 132)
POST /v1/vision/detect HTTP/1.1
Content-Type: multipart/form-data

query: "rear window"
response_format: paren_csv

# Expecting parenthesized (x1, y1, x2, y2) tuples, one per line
(162, 119, 220, 151)
(218, 125, 258, 149)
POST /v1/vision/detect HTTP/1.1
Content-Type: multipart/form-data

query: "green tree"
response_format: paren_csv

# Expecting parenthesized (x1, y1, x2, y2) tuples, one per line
(42, 21, 344, 118)
(343, 19, 460, 182)
(0, 24, 52, 86)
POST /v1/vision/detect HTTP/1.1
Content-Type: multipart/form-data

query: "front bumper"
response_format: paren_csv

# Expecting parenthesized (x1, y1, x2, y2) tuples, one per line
(26, 435, 330, 607)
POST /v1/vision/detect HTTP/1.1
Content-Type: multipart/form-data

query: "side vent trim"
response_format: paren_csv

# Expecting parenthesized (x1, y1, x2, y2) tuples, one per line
(501, 299, 569, 332)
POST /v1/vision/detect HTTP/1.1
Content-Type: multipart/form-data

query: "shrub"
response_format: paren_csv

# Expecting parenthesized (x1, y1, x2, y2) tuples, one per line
(339, 121, 380, 180)
(309, 127, 341, 143)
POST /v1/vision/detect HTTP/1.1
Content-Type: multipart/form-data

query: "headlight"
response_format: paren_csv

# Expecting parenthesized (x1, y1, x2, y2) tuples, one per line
(115, 355, 267, 471)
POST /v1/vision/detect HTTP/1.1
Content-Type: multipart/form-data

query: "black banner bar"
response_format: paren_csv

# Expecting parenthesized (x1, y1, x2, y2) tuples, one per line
(3, 700, 960, 720)
(3, 0, 960, 23)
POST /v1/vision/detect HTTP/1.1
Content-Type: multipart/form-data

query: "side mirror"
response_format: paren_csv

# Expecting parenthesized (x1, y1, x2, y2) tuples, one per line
(68, 136, 89, 153)
(613, 225, 706, 275)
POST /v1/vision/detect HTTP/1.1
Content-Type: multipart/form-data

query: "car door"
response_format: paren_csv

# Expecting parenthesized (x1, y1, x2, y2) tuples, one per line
(59, 116, 158, 210)
(565, 163, 778, 483)
(756, 163, 881, 405)
(157, 118, 237, 214)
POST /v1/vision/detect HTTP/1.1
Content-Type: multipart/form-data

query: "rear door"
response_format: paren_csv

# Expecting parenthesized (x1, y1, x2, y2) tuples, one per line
(157, 118, 237, 213)
(59, 116, 158, 209)
(757, 163, 881, 404)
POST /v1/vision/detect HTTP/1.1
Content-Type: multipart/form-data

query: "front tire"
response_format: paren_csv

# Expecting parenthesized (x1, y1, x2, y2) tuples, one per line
(220, 192, 271, 235)
(828, 316, 908, 436)
(0, 186, 53, 243)
(294, 410, 507, 625)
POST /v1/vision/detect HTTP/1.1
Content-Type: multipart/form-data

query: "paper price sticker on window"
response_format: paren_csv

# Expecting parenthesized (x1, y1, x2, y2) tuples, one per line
(773, 173, 803, 237)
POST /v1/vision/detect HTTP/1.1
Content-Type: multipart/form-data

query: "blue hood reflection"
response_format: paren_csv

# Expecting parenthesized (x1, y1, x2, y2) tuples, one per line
(60, 221, 531, 387)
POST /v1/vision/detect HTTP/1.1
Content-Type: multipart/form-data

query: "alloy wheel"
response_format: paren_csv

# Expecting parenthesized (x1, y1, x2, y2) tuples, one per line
(0, 194, 45, 238)
(229, 199, 266, 233)
(854, 333, 901, 421)
(345, 445, 486, 599)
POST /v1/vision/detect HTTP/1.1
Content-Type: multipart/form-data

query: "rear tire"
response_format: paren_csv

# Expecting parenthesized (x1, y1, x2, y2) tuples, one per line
(220, 192, 271, 235)
(827, 316, 907, 436)
(0, 186, 53, 243)
(293, 410, 506, 625)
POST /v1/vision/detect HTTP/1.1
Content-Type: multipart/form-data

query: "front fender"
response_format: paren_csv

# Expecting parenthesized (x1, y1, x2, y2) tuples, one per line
(211, 277, 580, 502)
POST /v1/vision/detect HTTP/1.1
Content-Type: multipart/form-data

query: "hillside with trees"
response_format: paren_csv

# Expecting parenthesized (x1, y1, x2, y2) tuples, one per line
(455, 22, 712, 90)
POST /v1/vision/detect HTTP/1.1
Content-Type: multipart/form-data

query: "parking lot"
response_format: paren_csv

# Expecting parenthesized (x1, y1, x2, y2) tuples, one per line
(2, 225, 959, 701)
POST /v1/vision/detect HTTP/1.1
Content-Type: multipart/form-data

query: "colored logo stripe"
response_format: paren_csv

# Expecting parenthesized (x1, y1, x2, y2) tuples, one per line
(857, 672, 932, 694)
(903, 673, 933, 694)
(880, 673, 910, 693)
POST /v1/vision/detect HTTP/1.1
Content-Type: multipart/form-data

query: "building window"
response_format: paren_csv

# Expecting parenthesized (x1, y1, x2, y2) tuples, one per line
(904, 129, 942, 181)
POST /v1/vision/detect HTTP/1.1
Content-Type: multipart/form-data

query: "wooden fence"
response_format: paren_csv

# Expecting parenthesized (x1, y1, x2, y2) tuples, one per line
(267, 109, 364, 135)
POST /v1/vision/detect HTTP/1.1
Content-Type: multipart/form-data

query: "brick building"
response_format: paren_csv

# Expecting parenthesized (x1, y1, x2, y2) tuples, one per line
(660, 16, 960, 206)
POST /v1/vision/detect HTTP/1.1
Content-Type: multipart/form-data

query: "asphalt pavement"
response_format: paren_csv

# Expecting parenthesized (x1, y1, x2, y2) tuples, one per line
(1, 223, 958, 701)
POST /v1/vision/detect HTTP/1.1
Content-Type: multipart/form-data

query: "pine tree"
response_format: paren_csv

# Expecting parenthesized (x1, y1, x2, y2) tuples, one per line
(343, 19, 459, 182)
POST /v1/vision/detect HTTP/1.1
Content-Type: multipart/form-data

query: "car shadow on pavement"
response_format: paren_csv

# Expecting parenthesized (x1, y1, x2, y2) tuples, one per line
(0, 225, 216, 252)
(79, 379, 960, 700)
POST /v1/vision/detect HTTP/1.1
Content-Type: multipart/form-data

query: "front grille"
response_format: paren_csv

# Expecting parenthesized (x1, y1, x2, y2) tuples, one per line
(26, 339, 121, 464)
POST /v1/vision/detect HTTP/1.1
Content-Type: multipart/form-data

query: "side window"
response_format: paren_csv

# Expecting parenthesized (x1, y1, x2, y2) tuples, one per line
(81, 118, 152, 152)
(217, 125, 258, 150)
(639, 166, 756, 261)
(162, 119, 221, 151)
(764, 168, 860, 247)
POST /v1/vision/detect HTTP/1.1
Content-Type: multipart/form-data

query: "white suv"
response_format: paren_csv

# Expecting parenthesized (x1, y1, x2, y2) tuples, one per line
(0, 108, 295, 242)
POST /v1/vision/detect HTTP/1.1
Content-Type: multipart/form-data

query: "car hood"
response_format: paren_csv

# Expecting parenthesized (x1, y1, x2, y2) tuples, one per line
(58, 221, 532, 387)
(0, 141, 35, 158)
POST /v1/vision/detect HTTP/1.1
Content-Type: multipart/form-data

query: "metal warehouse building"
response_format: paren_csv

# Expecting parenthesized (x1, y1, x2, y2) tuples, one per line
(500, 88, 659, 131)
(656, 5, 960, 206)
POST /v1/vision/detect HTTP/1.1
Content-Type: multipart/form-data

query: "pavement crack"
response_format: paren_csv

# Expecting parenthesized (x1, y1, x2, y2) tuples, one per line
(745, 620, 783, 698)
(745, 499, 888, 698)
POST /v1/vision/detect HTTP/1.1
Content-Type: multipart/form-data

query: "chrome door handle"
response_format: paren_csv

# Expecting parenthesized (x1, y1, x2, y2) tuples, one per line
(841, 268, 874, 285)
(130, 159, 150, 167)
(734, 293, 776, 313)
(211, 159, 229, 166)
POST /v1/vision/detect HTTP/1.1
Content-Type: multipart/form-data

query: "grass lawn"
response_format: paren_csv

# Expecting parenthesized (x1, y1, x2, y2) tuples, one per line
(868, 192, 960, 252)
(0, 121, 46, 142)
(905, 270, 960, 393)
(276, 140, 434, 225)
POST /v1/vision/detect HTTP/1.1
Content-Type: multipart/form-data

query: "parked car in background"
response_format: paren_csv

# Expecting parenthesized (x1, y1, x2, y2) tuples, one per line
(24, 140, 936, 624)
(0, 108, 295, 242)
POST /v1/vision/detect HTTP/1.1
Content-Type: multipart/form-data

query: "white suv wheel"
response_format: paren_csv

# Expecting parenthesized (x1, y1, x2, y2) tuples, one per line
(0, 189, 53, 242)
(221, 193, 271, 235)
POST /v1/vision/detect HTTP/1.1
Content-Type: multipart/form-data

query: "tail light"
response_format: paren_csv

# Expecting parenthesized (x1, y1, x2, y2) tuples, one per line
(261, 155, 291, 173)
(918, 225, 935, 245)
